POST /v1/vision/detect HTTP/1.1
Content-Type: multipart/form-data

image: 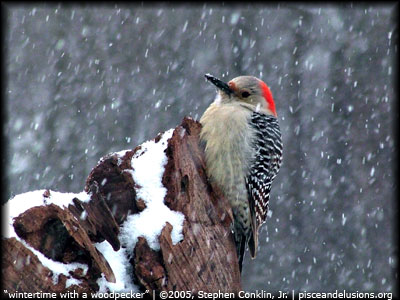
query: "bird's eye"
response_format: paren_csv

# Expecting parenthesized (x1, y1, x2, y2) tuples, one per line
(241, 91, 250, 98)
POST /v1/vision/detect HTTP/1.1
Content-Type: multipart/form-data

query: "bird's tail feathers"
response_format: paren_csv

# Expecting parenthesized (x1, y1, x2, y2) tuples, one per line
(248, 220, 258, 259)
(235, 233, 247, 273)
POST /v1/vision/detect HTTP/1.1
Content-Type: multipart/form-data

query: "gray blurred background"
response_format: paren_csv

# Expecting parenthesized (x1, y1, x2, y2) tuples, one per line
(4, 3, 397, 294)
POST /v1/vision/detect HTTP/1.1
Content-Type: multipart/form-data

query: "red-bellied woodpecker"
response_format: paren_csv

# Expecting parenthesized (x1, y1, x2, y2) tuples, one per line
(200, 74, 282, 272)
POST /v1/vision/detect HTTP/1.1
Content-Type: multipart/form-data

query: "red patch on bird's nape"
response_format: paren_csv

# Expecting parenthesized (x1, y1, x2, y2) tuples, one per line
(259, 80, 277, 117)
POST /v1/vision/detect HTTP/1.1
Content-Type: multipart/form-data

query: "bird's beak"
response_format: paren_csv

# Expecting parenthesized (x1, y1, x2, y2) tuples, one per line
(204, 74, 233, 96)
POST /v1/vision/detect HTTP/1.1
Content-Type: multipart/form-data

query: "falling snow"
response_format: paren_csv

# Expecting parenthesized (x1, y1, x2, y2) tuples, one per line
(4, 4, 396, 294)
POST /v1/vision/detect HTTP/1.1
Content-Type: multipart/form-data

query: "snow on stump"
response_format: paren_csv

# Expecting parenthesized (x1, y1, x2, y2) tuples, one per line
(2, 117, 241, 296)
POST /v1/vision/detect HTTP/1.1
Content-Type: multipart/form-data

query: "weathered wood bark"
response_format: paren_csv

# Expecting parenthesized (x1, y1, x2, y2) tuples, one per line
(2, 117, 241, 295)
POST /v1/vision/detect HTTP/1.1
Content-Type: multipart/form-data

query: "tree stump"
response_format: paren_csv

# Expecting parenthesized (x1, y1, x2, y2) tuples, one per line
(2, 117, 241, 297)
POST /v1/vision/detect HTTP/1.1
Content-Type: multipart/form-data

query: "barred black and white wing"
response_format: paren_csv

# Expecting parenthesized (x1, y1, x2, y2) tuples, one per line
(246, 112, 283, 258)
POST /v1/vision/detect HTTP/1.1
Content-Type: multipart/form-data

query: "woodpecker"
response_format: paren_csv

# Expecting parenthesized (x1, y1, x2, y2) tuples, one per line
(200, 74, 282, 272)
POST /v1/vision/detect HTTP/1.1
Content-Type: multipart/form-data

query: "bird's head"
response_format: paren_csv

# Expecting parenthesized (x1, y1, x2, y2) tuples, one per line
(204, 74, 277, 117)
